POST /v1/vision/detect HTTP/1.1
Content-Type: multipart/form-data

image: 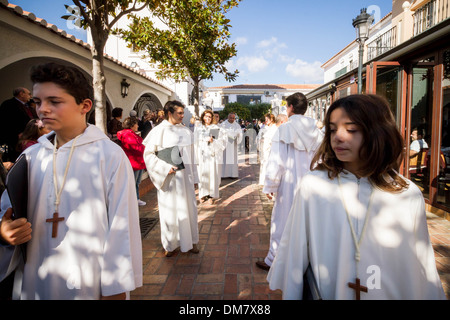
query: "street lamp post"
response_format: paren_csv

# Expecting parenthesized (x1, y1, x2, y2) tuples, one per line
(352, 8, 374, 94)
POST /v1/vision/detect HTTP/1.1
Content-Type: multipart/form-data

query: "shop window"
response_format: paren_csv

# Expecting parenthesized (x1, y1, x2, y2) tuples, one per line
(437, 50, 450, 207)
(376, 66, 401, 122)
(409, 66, 434, 198)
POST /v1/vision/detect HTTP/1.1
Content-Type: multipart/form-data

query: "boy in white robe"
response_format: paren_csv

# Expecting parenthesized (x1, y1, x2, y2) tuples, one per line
(143, 101, 199, 257)
(268, 94, 446, 300)
(220, 113, 243, 179)
(0, 62, 142, 300)
(256, 93, 323, 271)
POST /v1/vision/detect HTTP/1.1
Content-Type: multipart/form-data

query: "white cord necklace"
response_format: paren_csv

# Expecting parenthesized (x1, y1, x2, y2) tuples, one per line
(47, 134, 81, 238)
(337, 174, 375, 300)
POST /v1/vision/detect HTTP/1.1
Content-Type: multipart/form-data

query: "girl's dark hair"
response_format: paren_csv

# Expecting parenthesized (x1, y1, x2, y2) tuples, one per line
(163, 100, 184, 119)
(312, 94, 408, 193)
(16, 119, 42, 151)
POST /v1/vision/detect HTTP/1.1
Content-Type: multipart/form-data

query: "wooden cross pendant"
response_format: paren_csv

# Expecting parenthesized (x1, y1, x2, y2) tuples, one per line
(46, 212, 65, 238)
(348, 278, 368, 300)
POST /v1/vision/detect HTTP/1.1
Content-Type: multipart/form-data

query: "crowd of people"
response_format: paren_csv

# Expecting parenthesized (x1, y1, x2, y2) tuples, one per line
(0, 62, 446, 300)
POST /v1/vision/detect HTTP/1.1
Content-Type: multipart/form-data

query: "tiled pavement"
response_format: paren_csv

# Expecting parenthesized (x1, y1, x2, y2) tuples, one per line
(427, 212, 450, 299)
(132, 154, 450, 300)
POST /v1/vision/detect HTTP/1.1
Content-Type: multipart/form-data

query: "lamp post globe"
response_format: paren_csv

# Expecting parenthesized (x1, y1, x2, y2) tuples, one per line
(352, 8, 374, 94)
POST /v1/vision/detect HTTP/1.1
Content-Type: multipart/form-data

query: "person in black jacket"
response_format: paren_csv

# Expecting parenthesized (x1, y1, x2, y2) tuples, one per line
(0, 87, 37, 162)
(138, 109, 153, 140)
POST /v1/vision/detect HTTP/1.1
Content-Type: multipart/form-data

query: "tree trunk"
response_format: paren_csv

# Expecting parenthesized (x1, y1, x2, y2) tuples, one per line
(193, 78, 200, 117)
(91, 42, 107, 133)
(88, 0, 108, 135)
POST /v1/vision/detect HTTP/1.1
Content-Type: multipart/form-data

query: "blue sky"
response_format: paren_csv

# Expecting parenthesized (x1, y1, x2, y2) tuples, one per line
(12, 0, 393, 87)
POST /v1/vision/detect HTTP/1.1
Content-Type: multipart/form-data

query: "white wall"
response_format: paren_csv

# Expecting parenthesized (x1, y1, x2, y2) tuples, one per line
(322, 13, 393, 83)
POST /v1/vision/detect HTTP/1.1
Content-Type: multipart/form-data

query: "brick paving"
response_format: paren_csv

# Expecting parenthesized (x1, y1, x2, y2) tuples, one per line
(132, 154, 450, 300)
(427, 212, 450, 298)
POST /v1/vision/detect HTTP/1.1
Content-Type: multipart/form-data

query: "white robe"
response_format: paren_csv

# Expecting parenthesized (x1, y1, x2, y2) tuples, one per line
(194, 124, 226, 199)
(257, 124, 277, 186)
(262, 115, 323, 266)
(268, 170, 447, 300)
(143, 120, 199, 253)
(0, 125, 143, 300)
(220, 120, 243, 178)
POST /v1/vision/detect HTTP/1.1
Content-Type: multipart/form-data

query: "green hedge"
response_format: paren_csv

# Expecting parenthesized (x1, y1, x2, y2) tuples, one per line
(219, 102, 271, 121)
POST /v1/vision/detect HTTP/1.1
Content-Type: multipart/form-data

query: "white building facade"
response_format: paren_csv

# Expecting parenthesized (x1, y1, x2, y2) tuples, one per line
(205, 84, 320, 116)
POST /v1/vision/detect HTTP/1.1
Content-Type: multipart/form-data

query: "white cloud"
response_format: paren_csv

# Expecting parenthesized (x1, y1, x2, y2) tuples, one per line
(255, 37, 288, 60)
(286, 59, 323, 83)
(235, 37, 248, 46)
(232, 37, 323, 83)
(277, 54, 295, 64)
(224, 59, 235, 70)
(237, 56, 269, 73)
(257, 37, 278, 48)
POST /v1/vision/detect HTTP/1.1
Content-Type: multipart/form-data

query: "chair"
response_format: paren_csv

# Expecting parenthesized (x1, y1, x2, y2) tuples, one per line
(410, 148, 429, 189)
(409, 148, 428, 174)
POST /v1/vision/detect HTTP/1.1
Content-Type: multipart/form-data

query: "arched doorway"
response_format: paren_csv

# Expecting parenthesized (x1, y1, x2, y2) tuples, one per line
(0, 57, 112, 125)
(133, 93, 163, 117)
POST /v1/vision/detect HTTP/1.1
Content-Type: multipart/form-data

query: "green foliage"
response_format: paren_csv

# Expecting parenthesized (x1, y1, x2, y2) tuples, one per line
(60, 0, 160, 132)
(115, 0, 241, 107)
(219, 102, 272, 122)
(220, 103, 250, 121)
(250, 103, 271, 121)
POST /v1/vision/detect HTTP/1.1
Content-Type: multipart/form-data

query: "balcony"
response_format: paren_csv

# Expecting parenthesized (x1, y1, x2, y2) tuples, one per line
(367, 26, 397, 61)
(413, 0, 450, 36)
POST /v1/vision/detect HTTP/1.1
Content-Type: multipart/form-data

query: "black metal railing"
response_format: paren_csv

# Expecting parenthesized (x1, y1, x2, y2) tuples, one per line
(413, 0, 450, 36)
(367, 26, 397, 60)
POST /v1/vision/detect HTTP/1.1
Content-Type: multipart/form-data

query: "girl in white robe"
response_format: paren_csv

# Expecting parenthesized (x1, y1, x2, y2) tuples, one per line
(194, 110, 226, 203)
(143, 101, 199, 256)
(267, 94, 446, 300)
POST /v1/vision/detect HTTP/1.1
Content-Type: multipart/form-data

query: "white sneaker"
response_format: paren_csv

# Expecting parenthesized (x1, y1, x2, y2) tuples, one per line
(138, 199, 146, 206)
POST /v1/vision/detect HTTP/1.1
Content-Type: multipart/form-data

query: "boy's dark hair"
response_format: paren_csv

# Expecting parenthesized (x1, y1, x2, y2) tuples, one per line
(163, 100, 184, 119)
(286, 92, 308, 115)
(312, 94, 408, 193)
(30, 62, 93, 104)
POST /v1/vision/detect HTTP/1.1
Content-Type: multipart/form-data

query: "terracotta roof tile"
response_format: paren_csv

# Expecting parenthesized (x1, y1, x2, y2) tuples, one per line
(1, 0, 172, 92)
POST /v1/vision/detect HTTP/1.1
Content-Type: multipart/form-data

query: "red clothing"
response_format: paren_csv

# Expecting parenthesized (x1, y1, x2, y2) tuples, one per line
(19, 140, 38, 152)
(117, 129, 146, 170)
